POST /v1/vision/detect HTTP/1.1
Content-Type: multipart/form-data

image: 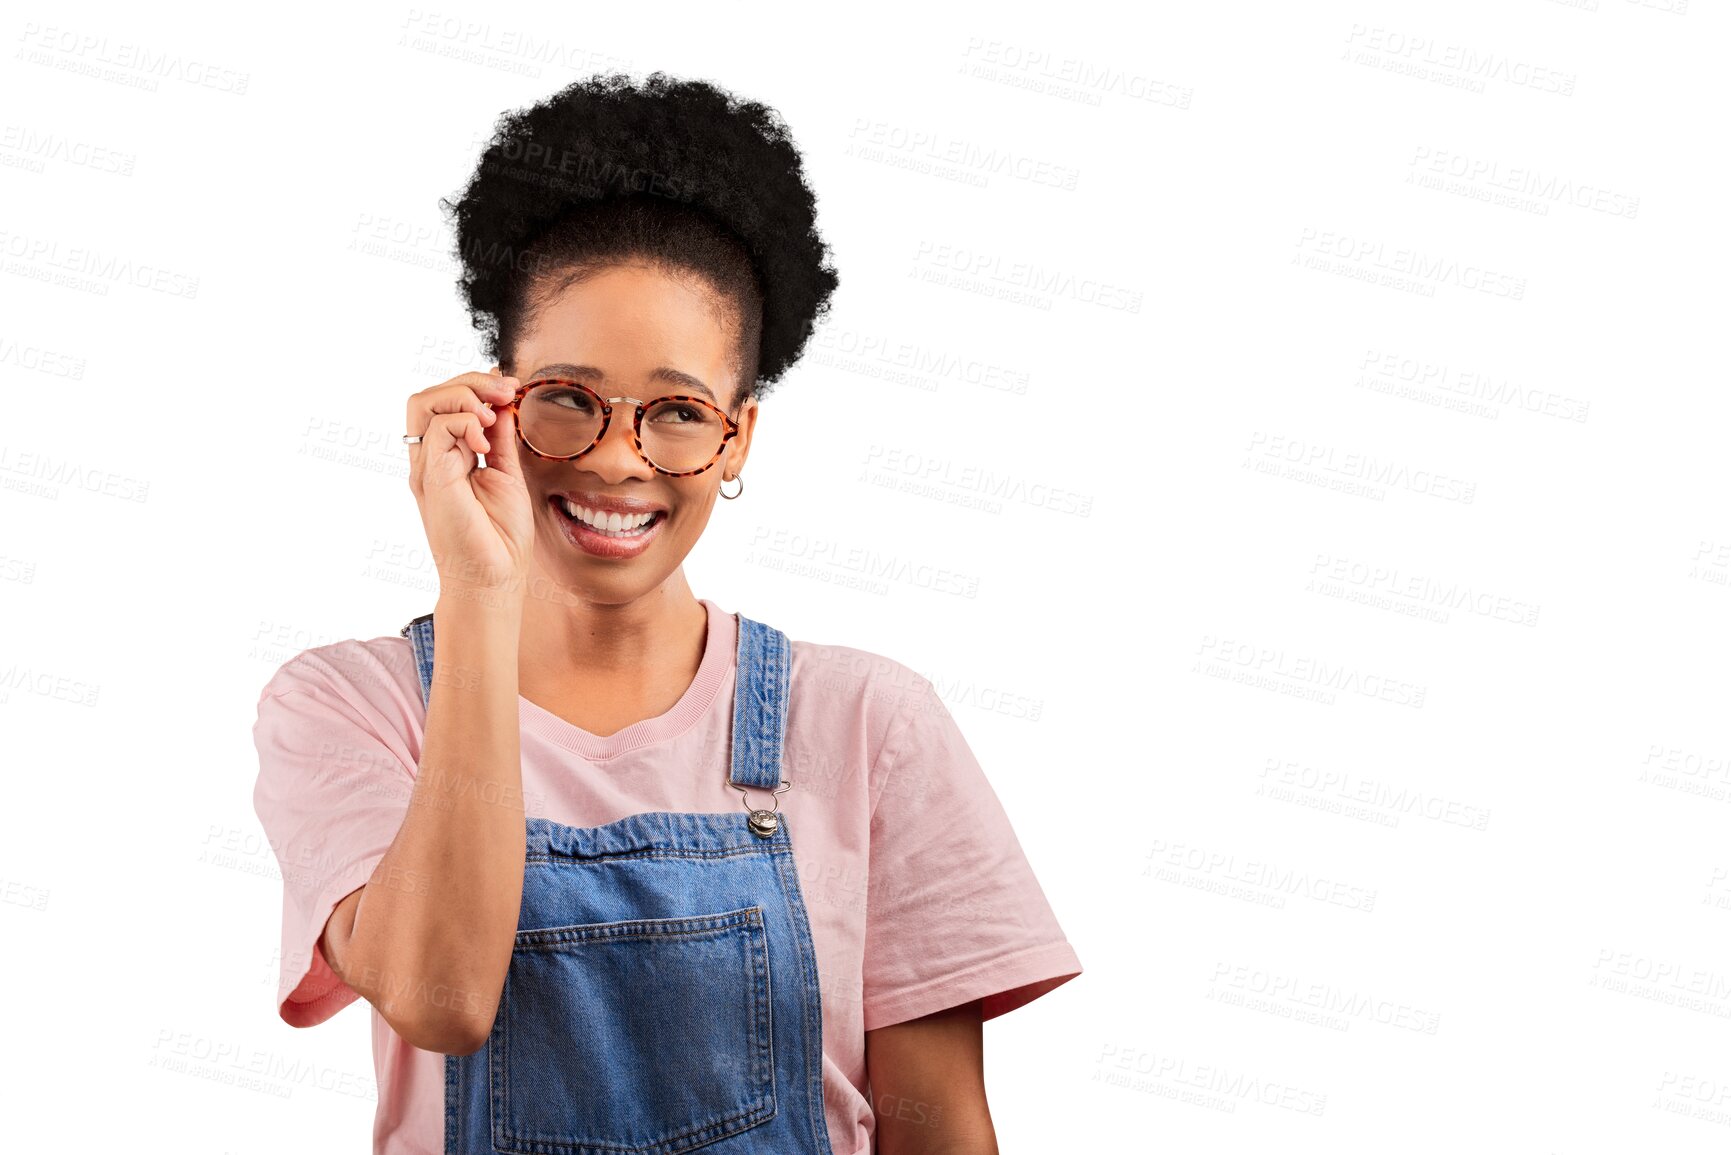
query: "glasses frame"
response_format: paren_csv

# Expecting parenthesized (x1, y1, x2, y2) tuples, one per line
(500, 378, 742, 477)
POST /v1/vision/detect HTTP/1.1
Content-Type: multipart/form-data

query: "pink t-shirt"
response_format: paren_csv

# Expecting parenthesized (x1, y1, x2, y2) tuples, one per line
(252, 596, 1082, 1154)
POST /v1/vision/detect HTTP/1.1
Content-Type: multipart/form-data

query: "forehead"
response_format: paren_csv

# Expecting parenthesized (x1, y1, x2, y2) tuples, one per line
(522, 361, 720, 406)
(516, 265, 738, 384)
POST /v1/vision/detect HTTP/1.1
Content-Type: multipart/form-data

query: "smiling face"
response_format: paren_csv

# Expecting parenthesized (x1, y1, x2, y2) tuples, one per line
(502, 261, 758, 605)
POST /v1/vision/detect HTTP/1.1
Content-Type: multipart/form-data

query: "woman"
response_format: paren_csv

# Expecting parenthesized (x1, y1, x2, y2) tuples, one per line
(253, 72, 1081, 1155)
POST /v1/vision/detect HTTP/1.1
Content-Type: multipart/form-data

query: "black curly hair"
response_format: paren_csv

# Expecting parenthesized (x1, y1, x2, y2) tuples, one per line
(439, 72, 839, 410)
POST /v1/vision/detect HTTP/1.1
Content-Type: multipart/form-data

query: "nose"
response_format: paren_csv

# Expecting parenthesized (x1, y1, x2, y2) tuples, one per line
(578, 398, 655, 477)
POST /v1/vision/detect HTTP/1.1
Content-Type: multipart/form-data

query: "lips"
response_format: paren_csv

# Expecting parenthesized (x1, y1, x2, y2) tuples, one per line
(548, 489, 667, 516)
(548, 495, 666, 559)
(556, 496, 662, 533)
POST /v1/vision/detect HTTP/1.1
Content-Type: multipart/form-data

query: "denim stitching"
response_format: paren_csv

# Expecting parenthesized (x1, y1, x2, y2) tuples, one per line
(513, 906, 761, 948)
(493, 913, 775, 1154)
(770, 814, 837, 1153)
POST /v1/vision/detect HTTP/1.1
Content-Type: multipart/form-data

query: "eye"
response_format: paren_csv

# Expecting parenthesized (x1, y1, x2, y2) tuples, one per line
(647, 399, 712, 424)
(534, 384, 598, 413)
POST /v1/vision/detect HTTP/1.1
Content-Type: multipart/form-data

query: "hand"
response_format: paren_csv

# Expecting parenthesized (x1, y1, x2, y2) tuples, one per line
(404, 367, 534, 601)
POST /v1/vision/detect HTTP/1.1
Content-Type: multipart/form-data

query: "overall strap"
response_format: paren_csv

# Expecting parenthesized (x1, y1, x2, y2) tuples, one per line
(400, 612, 435, 708)
(730, 615, 791, 790)
(397, 608, 791, 791)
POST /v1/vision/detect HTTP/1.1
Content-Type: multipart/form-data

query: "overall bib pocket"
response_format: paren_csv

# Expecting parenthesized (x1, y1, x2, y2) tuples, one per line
(487, 905, 776, 1155)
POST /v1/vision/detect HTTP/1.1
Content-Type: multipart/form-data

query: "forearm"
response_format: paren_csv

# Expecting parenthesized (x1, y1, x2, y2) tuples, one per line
(874, 1094, 998, 1155)
(867, 1001, 997, 1155)
(346, 590, 526, 1051)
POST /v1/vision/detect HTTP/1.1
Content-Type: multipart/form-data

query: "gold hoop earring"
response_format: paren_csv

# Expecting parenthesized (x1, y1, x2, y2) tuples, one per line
(720, 473, 744, 500)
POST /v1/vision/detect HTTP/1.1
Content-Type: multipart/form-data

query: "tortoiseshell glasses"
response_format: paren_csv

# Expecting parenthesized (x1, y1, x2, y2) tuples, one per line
(497, 378, 741, 477)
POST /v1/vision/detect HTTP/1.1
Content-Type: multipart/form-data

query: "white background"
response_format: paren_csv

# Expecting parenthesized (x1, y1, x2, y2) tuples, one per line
(3, 0, 1728, 1151)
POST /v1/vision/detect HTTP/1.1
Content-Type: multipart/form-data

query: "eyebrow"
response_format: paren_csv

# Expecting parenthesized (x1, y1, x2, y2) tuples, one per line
(524, 363, 718, 404)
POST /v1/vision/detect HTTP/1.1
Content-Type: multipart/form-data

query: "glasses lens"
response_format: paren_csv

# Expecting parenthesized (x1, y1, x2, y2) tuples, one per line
(640, 397, 728, 472)
(518, 384, 728, 472)
(518, 382, 604, 457)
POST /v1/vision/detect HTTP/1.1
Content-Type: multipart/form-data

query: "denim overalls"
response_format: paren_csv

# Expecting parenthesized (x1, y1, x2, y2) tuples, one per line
(400, 609, 835, 1155)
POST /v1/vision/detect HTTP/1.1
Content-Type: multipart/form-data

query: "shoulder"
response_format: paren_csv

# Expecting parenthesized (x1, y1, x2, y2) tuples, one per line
(251, 634, 423, 788)
(786, 633, 936, 722)
(781, 632, 1008, 832)
(255, 633, 418, 714)
(781, 632, 952, 798)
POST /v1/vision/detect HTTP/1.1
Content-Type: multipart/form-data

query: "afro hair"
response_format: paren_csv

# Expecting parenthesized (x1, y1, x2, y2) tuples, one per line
(439, 71, 840, 407)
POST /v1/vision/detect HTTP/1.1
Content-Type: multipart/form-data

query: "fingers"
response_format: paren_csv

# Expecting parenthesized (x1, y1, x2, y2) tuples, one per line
(481, 402, 524, 479)
(404, 372, 516, 441)
(406, 370, 521, 494)
(414, 412, 486, 490)
(477, 366, 525, 479)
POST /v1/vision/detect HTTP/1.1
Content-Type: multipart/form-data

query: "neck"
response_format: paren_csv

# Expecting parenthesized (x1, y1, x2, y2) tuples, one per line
(516, 567, 708, 688)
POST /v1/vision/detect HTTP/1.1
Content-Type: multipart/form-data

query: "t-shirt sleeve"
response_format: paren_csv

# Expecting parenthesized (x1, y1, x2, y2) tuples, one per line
(860, 671, 1082, 1031)
(251, 650, 418, 1028)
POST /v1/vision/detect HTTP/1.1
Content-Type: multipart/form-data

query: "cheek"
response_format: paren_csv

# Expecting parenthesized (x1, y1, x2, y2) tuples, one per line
(666, 481, 718, 524)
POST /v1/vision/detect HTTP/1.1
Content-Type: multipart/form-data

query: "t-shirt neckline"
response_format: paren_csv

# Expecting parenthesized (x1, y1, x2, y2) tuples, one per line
(515, 597, 736, 761)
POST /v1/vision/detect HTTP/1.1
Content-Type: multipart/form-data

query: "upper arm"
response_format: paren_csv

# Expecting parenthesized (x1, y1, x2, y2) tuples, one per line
(859, 672, 1083, 1031)
(865, 999, 996, 1155)
(252, 666, 418, 1030)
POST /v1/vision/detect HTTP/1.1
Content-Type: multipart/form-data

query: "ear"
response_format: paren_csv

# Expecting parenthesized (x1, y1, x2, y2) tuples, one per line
(724, 392, 759, 479)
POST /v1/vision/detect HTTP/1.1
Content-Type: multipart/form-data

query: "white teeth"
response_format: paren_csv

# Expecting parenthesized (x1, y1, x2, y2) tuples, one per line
(560, 498, 657, 532)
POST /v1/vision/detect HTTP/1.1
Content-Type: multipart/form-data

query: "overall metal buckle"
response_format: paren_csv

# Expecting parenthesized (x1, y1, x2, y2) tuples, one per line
(734, 779, 791, 838)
